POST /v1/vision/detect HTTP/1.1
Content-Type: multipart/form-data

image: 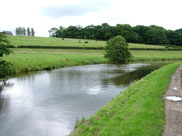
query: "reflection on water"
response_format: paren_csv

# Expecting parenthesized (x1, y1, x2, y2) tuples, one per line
(0, 63, 162, 136)
(103, 64, 164, 86)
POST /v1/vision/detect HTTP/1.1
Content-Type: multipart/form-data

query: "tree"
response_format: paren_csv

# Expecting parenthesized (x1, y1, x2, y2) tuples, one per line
(166, 30, 178, 46)
(0, 32, 14, 78)
(105, 36, 131, 63)
(0, 32, 11, 57)
(48, 27, 58, 37)
(54, 26, 65, 38)
(133, 25, 150, 43)
(31, 28, 35, 36)
(116, 24, 134, 41)
(27, 27, 30, 36)
(145, 25, 167, 45)
(175, 29, 182, 46)
(23, 28, 26, 36)
(16, 27, 26, 35)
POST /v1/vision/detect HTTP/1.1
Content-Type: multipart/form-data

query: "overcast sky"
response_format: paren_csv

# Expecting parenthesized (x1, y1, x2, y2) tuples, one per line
(0, 0, 182, 37)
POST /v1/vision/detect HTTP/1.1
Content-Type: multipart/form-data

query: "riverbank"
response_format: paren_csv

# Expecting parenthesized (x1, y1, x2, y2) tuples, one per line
(2, 49, 107, 76)
(70, 62, 181, 136)
(2, 48, 182, 78)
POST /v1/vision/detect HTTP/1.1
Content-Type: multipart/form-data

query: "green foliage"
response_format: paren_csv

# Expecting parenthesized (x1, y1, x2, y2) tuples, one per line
(145, 25, 167, 45)
(27, 27, 30, 36)
(52, 23, 182, 46)
(105, 36, 131, 63)
(71, 62, 181, 136)
(31, 28, 35, 36)
(0, 60, 15, 78)
(0, 32, 11, 57)
(16, 27, 26, 36)
(116, 24, 136, 42)
(0, 32, 14, 78)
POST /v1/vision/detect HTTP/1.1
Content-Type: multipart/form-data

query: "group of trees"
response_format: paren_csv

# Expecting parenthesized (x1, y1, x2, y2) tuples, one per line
(16, 27, 35, 36)
(49, 23, 182, 46)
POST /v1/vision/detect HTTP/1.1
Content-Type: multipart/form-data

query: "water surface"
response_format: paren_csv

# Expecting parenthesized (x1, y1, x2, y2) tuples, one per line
(0, 63, 162, 136)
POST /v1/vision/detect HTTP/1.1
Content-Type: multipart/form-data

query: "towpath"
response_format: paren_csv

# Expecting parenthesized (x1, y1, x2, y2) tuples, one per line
(163, 65, 182, 136)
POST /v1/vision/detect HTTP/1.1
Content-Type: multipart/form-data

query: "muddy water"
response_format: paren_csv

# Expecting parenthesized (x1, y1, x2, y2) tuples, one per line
(0, 63, 162, 136)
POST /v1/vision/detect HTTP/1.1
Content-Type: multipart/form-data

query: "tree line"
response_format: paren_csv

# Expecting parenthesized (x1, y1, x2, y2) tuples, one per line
(16, 27, 35, 36)
(49, 23, 182, 46)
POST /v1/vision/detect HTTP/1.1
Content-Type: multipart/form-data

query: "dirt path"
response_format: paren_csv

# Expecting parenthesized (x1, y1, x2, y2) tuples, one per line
(163, 65, 182, 136)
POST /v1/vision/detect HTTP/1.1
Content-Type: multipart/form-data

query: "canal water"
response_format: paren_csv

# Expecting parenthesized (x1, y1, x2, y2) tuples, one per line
(0, 63, 162, 136)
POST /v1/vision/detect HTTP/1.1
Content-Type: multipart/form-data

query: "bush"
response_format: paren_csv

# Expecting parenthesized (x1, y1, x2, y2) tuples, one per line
(105, 36, 131, 63)
(0, 60, 15, 78)
(0, 32, 11, 56)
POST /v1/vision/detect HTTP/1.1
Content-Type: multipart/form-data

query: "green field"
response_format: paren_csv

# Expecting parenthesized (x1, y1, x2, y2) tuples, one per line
(131, 50, 182, 60)
(2, 35, 182, 77)
(3, 49, 106, 74)
(2, 48, 182, 75)
(8, 36, 165, 49)
(70, 62, 181, 136)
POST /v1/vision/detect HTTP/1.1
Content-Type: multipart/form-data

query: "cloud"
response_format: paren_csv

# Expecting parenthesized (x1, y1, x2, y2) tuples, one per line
(42, 6, 99, 18)
(42, 0, 112, 18)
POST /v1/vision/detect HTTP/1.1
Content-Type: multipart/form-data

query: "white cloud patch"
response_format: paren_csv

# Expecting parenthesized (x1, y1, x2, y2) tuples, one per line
(42, 0, 111, 18)
(42, 6, 101, 18)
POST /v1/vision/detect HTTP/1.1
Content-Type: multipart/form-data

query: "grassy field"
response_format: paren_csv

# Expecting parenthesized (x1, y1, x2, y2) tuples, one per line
(3, 49, 106, 74)
(70, 62, 181, 136)
(8, 36, 165, 49)
(131, 50, 182, 60)
(2, 48, 182, 76)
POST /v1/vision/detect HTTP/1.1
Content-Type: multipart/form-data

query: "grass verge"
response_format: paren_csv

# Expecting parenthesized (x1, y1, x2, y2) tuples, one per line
(70, 62, 181, 136)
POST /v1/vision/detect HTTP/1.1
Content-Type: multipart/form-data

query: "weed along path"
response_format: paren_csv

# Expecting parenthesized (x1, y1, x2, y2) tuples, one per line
(163, 65, 182, 136)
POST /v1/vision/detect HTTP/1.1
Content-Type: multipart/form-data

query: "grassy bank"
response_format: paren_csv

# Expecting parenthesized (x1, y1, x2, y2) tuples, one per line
(70, 62, 181, 136)
(2, 49, 182, 76)
(2, 49, 106, 75)
(8, 36, 165, 49)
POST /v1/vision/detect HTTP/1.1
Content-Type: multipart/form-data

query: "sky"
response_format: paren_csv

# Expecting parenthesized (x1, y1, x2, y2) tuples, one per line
(0, 0, 182, 37)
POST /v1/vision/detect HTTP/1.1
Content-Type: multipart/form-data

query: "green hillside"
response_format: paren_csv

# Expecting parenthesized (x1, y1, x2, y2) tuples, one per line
(8, 36, 165, 49)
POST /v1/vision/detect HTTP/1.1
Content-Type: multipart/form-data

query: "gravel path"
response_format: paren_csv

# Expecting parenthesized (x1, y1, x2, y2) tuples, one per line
(163, 65, 182, 136)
